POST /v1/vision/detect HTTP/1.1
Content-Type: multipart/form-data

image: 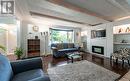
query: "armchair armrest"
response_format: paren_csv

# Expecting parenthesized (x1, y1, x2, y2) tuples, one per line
(51, 47, 58, 50)
(74, 46, 81, 49)
(74, 44, 80, 48)
(11, 57, 43, 75)
(29, 75, 51, 81)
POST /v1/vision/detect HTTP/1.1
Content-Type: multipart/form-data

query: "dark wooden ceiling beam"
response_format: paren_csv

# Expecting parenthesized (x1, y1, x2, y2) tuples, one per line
(47, 0, 112, 22)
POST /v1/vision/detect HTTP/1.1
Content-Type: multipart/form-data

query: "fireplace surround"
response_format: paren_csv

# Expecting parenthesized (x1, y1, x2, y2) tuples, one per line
(92, 46, 104, 55)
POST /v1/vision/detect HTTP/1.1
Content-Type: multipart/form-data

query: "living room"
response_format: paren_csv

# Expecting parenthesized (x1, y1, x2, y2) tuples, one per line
(1, 0, 130, 81)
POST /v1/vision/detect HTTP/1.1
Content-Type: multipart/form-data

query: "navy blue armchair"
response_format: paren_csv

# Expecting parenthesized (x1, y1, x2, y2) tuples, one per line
(0, 54, 50, 81)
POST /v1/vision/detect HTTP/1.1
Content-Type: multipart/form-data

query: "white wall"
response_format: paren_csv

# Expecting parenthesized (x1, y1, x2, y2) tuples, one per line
(20, 21, 28, 57)
(84, 24, 113, 57)
(82, 26, 91, 52)
(0, 17, 16, 24)
(114, 18, 130, 26)
(28, 24, 50, 56)
(19, 20, 83, 57)
(7, 25, 17, 54)
(19, 17, 130, 58)
(82, 18, 130, 58)
(106, 23, 114, 57)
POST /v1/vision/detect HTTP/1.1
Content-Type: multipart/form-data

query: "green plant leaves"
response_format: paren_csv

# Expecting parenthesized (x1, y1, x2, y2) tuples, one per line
(0, 45, 6, 52)
(14, 47, 23, 57)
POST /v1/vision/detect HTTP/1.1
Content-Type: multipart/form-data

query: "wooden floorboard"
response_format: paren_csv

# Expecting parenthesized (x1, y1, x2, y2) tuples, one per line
(7, 53, 130, 77)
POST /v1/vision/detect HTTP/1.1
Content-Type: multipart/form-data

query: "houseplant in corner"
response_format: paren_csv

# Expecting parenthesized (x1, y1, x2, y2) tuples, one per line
(14, 47, 23, 60)
(0, 45, 6, 54)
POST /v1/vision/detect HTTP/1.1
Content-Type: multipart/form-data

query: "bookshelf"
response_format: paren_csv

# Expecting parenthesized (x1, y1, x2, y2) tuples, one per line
(27, 39, 40, 57)
(114, 42, 130, 45)
(113, 24, 130, 51)
(114, 32, 130, 35)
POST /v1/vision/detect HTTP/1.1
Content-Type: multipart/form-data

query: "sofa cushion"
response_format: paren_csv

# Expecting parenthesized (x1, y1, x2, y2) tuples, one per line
(63, 43, 68, 49)
(57, 43, 63, 50)
(0, 54, 13, 81)
(67, 48, 78, 51)
(68, 43, 74, 48)
(59, 48, 78, 52)
(51, 44, 57, 48)
(12, 69, 44, 81)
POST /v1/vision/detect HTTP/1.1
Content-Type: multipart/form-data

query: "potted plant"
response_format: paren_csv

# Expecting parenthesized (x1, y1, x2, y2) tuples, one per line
(0, 45, 6, 53)
(14, 47, 23, 60)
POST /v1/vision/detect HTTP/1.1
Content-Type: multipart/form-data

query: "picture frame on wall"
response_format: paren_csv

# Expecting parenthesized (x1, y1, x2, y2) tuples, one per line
(125, 27, 130, 33)
(91, 29, 106, 39)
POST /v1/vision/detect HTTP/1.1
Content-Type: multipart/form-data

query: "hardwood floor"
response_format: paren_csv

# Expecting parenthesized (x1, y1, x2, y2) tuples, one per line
(8, 53, 130, 77)
(42, 53, 130, 77)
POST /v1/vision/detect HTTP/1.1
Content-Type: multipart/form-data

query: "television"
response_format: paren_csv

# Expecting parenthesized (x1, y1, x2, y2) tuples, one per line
(91, 29, 106, 38)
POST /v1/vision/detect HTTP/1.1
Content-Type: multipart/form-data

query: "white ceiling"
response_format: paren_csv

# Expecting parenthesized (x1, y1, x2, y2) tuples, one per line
(15, 0, 130, 26)
(65, 0, 130, 20)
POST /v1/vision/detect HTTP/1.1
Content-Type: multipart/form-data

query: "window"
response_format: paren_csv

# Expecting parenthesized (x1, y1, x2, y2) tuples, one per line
(51, 29, 74, 43)
(0, 24, 17, 55)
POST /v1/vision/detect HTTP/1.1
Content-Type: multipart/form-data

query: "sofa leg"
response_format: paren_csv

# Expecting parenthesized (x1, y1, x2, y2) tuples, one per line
(71, 57, 73, 63)
(122, 59, 124, 67)
(110, 55, 112, 61)
(127, 60, 130, 66)
(82, 55, 83, 60)
(53, 55, 55, 58)
(66, 56, 69, 63)
(116, 58, 118, 64)
(53, 55, 58, 59)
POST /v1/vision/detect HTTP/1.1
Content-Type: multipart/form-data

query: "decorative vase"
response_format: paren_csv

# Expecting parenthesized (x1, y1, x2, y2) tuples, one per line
(118, 28, 123, 33)
(35, 36, 38, 39)
(125, 27, 130, 32)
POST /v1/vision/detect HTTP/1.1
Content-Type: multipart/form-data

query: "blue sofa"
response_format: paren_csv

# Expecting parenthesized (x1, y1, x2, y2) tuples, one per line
(0, 54, 50, 81)
(51, 43, 79, 57)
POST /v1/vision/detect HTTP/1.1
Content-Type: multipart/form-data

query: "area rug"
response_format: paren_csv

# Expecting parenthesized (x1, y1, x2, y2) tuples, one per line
(47, 60, 120, 81)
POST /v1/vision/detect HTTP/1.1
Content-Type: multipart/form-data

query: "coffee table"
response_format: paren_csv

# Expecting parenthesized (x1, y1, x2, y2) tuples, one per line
(66, 52, 84, 63)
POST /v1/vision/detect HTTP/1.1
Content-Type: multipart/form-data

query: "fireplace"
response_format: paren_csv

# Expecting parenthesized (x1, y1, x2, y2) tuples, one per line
(92, 46, 104, 55)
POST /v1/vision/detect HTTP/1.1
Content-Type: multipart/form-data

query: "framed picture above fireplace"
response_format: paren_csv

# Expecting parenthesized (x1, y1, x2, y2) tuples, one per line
(91, 29, 106, 39)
